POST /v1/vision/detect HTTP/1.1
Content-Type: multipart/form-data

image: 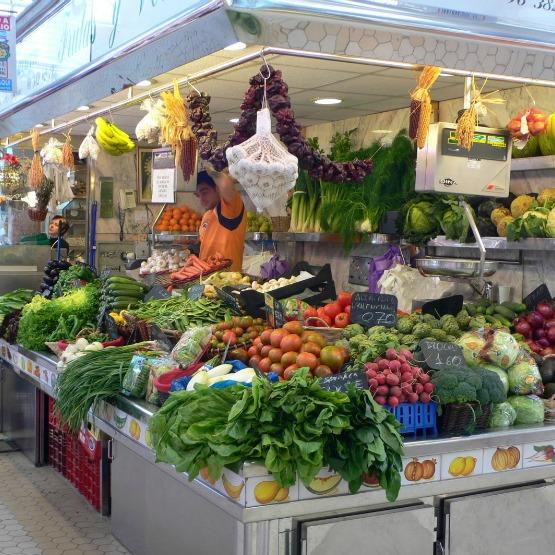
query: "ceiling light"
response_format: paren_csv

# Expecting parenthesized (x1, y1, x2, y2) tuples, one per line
(76, 105, 90, 111)
(224, 42, 247, 51)
(34, 123, 44, 128)
(229, 118, 239, 124)
(314, 98, 342, 105)
(136, 79, 153, 87)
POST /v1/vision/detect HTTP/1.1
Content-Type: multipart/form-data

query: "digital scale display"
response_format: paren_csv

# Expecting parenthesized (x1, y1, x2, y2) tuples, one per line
(441, 129, 509, 162)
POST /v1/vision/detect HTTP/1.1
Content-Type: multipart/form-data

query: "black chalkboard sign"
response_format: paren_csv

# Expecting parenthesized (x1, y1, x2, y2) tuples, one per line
(350, 292, 397, 328)
(523, 283, 552, 311)
(265, 294, 284, 328)
(319, 370, 368, 392)
(149, 323, 175, 351)
(216, 287, 242, 313)
(145, 284, 171, 301)
(188, 284, 205, 301)
(422, 295, 464, 318)
(416, 340, 466, 371)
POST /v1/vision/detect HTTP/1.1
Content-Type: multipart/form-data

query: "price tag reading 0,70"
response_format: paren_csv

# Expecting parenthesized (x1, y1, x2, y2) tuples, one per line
(350, 293, 398, 328)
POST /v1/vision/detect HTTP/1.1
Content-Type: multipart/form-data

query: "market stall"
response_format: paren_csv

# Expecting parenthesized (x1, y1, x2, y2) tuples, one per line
(3, 2, 555, 555)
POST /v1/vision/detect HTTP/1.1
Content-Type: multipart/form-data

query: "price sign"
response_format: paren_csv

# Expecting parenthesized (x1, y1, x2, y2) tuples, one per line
(350, 293, 397, 328)
(145, 284, 171, 301)
(151, 148, 176, 203)
(422, 295, 464, 318)
(523, 283, 552, 311)
(187, 284, 205, 301)
(319, 370, 368, 393)
(265, 294, 284, 328)
(216, 287, 241, 313)
(416, 340, 467, 371)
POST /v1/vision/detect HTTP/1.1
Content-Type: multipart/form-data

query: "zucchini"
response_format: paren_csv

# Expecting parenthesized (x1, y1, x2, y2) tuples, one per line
(493, 305, 516, 320)
(465, 304, 477, 316)
(106, 288, 144, 299)
(106, 276, 145, 288)
(106, 283, 144, 293)
(109, 301, 140, 310)
(486, 306, 495, 315)
(501, 301, 527, 314)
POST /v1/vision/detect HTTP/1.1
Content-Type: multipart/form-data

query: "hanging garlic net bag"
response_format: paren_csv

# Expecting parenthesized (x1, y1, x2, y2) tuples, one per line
(226, 70, 298, 212)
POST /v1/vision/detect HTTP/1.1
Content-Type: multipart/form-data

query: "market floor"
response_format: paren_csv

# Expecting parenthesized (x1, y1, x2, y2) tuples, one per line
(0, 451, 130, 555)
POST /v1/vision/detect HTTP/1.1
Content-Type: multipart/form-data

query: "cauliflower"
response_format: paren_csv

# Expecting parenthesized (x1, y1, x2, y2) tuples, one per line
(491, 207, 511, 226)
(497, 215, 514, 237)
(538, 188, 555, 208)
(510, 194, 535, 218)
(430, 329, 449, 341)
(413, 323, 432, 339)
(395, 317, 414, 335)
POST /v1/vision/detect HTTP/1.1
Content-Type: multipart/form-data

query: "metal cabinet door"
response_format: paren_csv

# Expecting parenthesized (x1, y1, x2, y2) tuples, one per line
(441, 482, 555, 555)
(299, 504, 436, 555)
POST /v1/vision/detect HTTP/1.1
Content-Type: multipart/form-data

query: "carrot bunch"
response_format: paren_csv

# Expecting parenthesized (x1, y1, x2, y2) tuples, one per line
(171, 253, 228, 282)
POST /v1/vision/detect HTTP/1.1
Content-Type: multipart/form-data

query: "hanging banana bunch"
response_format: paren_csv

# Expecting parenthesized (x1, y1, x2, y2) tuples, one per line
(95, 117, 136, 156)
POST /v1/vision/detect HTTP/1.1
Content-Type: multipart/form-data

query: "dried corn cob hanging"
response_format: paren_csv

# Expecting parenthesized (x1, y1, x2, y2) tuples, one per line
(62, 130, 74, 171)
(28, 128, 44, 189)
(160, 80, 196, 180)
(409, 66, 441, 141)
(416, 95, 433, 149)
(456, 78, 505, 150)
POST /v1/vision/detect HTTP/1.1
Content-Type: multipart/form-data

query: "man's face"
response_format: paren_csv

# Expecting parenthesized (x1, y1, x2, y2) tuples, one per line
(196, 183, 219, 211)
(48, 218, 66, 237)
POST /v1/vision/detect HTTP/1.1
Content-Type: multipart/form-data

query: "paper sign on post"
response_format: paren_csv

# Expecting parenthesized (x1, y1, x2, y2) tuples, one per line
(151, 148, 176, 203)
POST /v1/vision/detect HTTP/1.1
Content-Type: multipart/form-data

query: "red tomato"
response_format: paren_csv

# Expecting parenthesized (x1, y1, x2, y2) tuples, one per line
(345, 305, 351, 316)
(323, 302, 341, 319)
(316, 306, 326, 318)
(334, 313, 349, 328)
(337, 292, 352, 309)
(303, 307, 318, 320)
(318, 314, 332, 327)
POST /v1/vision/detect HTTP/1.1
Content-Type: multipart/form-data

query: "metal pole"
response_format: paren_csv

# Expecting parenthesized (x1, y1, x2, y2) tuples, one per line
(460, 198, 485, 279)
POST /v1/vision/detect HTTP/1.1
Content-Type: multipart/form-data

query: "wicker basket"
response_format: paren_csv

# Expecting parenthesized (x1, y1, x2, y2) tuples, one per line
(302, 324, 343, 343)
(28, 207, 48, 221)
(438, 402, 491, 436)
(271, 216, 291, 232)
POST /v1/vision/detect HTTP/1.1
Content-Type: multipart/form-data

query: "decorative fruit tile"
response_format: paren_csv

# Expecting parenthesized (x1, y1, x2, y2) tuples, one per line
(441, 449, 483, 480)
(522, 441, 555, 468)
(297, 468, 348, 500)
(483, 445, 523, 473)
(245, 475, 299, 507)
(401, 455, 441, 486)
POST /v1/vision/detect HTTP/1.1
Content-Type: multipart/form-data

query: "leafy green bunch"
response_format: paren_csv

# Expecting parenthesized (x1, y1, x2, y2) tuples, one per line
(149, 370, 404, 501)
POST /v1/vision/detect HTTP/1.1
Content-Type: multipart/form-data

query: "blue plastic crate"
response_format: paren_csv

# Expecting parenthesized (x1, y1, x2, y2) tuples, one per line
(385, 402, 438, 438)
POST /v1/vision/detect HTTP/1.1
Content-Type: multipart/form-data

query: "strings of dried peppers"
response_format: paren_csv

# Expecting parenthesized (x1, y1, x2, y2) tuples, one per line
(187, 65, 373, 183)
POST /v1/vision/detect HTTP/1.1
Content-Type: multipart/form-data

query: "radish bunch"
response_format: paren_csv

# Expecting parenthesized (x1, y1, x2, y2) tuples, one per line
(365, 348, 434, 407)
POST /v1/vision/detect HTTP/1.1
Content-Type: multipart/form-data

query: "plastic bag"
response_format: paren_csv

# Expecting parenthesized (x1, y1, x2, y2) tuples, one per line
(78, 126, 100, 160)
(135, 98, 164, 143)
(507, 349, 543, 395)
(170, 325, 212, 366)
(369, 245, 403, 293)
(145, 357, 175, 405)
(122, 355, 151, 398)
(489, 402, 517, 428)
(40, 138, 63, 165)
(260, 254, 290, 280)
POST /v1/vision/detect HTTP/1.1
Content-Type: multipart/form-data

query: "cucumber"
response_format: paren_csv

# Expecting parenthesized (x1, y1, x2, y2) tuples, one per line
(485, 315, 499, 325)
(106, 276, 146, 288)
(109, 301, 139, 310)
(106, 288, 144, 298)
(493, 305, 516, 320)
(486, 306, 495, 315)
(501, 301, 527, 314)
(495, 315, 512, 328)
(110, 295, 142, 304)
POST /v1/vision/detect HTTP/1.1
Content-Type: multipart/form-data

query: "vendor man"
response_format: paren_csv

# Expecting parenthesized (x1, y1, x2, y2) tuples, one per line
(196, 169, 246, 271)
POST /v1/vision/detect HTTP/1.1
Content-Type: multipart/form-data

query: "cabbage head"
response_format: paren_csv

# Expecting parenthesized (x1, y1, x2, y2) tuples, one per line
(538, 112, 555, 156)
(521, 208, 549, 238)
(512, 135, 539, 158)
(402, 196, 440, 244)
(489, 402, 517, 428)
(507, 357, 543, 395)
(482, 330, 520, 369)
(481, 364, 509, 395)
(458, 331, 486, 368)
(507, 395, 545, 424)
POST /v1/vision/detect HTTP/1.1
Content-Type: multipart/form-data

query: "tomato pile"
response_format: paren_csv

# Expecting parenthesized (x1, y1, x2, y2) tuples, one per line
(365, 348, 434, 407)
(247, 321, 348, 379)
(303, 292, 352, 328)
(210, 316, 268, 353)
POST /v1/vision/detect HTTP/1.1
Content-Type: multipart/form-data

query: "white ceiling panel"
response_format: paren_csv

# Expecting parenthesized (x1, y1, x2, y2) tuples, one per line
(289, 89, 388, 108)
(318, 73, 416, 96)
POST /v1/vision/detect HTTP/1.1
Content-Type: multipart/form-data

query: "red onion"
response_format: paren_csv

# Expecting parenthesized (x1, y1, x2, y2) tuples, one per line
(526, 339, 541, 353)
(546, 319, 555, 328)
(527, 311, 545, 329)
(538, 338, 551, 348)
(534, 327, 546, 340)
(536, 301, 555, 319)
(547, 326, 555, 344)
(515, 320, 532, 338)
(541, 347, 555, 356)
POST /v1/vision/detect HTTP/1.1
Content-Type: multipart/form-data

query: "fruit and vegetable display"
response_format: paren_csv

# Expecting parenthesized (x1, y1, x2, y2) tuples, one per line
(302, 292, 351, 328)
(52, 264, 96, 297)
(365, 348, 434, 406)
(155, 204, 202, 234)
(513, 299, 555, 356)
(170, 253, 229, 283)
(208, 316, 267, 354)
(149, 369, 403, 500)
(246, 211, 272, 233)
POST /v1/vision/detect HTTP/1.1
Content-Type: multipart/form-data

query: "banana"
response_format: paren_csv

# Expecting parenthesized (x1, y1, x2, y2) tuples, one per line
(95, 117, 136, 156)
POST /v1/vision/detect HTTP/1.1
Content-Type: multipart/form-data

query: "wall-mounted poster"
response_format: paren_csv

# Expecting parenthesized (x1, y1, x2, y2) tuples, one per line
(137, 148, 154, 204)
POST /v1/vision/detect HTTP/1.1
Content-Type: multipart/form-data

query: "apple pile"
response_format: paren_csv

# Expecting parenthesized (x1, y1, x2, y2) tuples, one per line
(247, 320, 348, 380)
(365, 348, 434, 407)
(302, 292, 352, 328)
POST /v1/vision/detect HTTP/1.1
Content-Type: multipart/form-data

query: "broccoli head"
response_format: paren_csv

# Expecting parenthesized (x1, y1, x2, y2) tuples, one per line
(413, 323, 433, 339)
(343, 323, 365, 339)
(442, 318, 461, 336)
(432, 368, 479, 404)
(452, 383, 478, 404)
(475, 387, 491, 405)
(475, 367, 506, 404)
(395, 316, 414, 334)
(456, 309, 471, 330)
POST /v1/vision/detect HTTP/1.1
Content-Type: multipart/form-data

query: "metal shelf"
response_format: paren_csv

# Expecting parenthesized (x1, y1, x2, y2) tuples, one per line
(511, 155, 555, 172)
(427, 236, 555, 251)
(270, 232, 398, 244)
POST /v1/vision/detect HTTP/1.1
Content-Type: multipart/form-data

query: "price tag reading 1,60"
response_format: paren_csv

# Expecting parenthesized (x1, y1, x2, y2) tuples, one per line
(350, 292, 398, 328)
(417, 340, 466, 371)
